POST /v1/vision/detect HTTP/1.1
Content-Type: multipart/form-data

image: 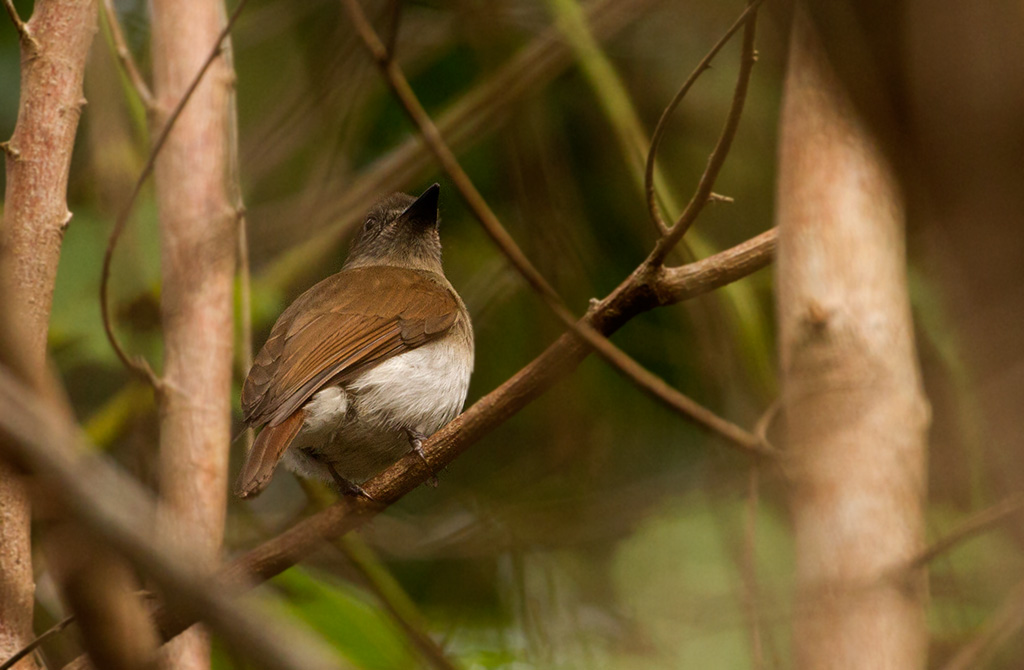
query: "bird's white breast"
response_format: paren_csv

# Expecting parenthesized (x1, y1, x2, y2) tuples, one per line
(288, 326, 473, 483)
(348, 334, 474, 434)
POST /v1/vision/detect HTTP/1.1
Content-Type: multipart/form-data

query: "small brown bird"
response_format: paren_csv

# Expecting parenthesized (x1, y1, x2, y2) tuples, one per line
(235, 184, 473, 499)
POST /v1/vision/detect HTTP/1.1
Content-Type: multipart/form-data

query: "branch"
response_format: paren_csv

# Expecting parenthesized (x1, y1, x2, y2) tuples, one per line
(337, 537, 459, 670)
(0, 368, 345, 670)
(2, 231, 774, 664)
(99, 0, 250, 388)
(341, 0, 770, 455)
(906, 494, 1024, 572)
(940, 578, 1024, 670)
(0, 615, 74, 670)
(297, 482, 459, 670)
(142, 230, 777, 646)
(99, 0, 154, 109)
(262, 0, 662, 292)
(646, 0, 762, 263)
(1, 0, 33, 48)
(149, 0, 251, 665)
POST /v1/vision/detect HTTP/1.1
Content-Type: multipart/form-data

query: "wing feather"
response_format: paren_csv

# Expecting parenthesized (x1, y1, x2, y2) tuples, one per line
(241, 266, 461, 427)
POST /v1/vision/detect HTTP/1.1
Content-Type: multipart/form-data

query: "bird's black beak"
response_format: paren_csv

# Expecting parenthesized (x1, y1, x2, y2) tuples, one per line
(400, 183, 440, 228)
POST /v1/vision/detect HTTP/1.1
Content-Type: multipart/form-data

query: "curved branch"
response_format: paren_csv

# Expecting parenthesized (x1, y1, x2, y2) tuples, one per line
(99, 0, 251, 388)
(647, 0, 761, 265)
(644, 0, 764, 233)
(99, 0, 154, 109)
(0, 369, 344, 670)
(341, 0, 766, 452)
(3, 231, 775, 664)
(263, 0, 660, 291)
(215, 229, 777, 620)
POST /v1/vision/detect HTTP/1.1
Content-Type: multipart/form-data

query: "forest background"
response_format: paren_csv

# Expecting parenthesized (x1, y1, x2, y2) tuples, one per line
(2, 0, 1024, 668)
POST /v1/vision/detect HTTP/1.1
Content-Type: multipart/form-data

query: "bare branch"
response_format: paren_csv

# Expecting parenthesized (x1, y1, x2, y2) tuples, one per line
(907, 494, 1024, 572)
(1, 0, 33, 48)
(741, 469, 764, 670)
(940, 578, 1024, 670)
(341, 0, 768, 453)
(778, 10, 928, 665)
(264, 0, 661, 291)
(166, 232, 776, 646)
(0, 615, 74, 670)
(0, 368, 346, 670)
(643, 0, 763, 233)
(99, 0, 250, 388)
(99, 0, 154, 109)
(646, 0, 761, 264)
(7, 230, 773, 662)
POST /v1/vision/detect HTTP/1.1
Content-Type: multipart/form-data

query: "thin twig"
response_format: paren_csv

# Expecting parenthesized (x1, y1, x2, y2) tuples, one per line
(907, 494, 1024, 572)
(0, 614, 74, 670)
(100, 0, 251, 388)
(43, 231, 777, 654)
(99, 0, 155, 109)
(547, 0, 681, 236)
(297, 480, 460, 670)
(263, 0, 660, 291)
(741, 468, 764, 670)
(0, 368, 349, 670)
(940, 578, 1024, 670)
(339, 537, 461, 670)
(2, 0, 33, 47)
(384, 0, 403, 58)
(753, 398, 780, 454)
(645, 0, 763, 255)
(341, 0, 771, 456)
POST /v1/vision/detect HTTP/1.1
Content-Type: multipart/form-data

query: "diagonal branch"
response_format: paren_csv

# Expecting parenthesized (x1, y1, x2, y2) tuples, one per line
(0, 615, 74, 670)
(940, 578, 1024, 670)
(100, 0, 251, 388)
(340, 0, 768, 454)
(0, 368, 346, 670)
(263, 0, 661, 291)
(200, 230, 777, 642)
(99, 0, 155, 109)
(643, 0, 763, 232)
(647, 0, 761, 264)
(1, 0, 33, 48)
(5, 230, 775, 664)
(906, 494, 1024, 572)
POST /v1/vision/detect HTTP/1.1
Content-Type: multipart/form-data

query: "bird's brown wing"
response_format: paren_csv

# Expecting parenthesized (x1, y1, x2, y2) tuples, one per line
(234, 266, 459, 498)
(242, 266, 460, 428)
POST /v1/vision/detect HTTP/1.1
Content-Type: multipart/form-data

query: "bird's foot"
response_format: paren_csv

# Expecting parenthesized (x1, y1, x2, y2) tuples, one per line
(406, 429, 439, 487)
(326, 463, 377, 502)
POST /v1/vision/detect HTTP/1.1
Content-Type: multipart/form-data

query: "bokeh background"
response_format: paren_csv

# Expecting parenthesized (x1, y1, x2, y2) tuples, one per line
(3, 0, 1024, 667)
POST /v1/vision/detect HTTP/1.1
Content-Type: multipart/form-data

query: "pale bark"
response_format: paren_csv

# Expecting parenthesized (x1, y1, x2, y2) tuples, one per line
(149, 0, 236, 667)
(776, 10, 930, 670)
(0, 1, 96, 667)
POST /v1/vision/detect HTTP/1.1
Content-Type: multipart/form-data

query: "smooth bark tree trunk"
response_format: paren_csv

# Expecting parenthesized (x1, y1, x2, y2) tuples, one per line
(149, 1, 237, 668)
(776, 9, 930, 670)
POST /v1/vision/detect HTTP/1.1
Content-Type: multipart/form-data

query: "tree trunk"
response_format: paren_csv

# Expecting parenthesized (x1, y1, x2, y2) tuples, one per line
(0, 2, 96, 667)
(149, 0, 237, 668)
(776, 9, 930, 670)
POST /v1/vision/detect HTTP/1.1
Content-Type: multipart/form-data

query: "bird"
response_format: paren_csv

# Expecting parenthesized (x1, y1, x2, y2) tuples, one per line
(235, 184, 473, 499)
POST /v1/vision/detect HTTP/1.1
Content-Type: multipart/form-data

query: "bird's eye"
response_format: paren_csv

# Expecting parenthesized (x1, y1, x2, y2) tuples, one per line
(362, 218, 376, 233)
